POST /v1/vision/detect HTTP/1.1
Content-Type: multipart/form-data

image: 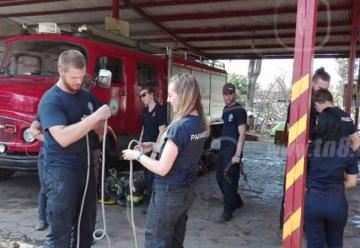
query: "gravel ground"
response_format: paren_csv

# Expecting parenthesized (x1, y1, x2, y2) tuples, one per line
(0, 141, 359, 247)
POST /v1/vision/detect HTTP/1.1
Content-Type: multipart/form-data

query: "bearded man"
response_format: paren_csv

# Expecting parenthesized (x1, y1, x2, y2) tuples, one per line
(38, 50, 111, 248)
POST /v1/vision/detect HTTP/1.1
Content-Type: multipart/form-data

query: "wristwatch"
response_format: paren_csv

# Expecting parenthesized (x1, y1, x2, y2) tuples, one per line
(136, 151, 144, 161)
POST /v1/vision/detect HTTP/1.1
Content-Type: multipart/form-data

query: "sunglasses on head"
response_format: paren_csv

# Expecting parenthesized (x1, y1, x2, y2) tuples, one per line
(139, 92, 148, 98)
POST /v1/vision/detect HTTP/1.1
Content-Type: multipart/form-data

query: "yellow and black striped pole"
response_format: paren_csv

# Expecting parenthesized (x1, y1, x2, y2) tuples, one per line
(282, 0, 318, 247)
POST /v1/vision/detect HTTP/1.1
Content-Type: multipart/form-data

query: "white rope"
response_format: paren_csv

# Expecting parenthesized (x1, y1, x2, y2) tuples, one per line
(92, 119, 111, 247)
(77, 121, 140, 248)
(77, 120, 111, 248)
(127, 140, 141, 248)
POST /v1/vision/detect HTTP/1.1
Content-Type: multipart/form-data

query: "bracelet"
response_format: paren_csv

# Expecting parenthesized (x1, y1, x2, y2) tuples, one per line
(136, 151, 143, 161)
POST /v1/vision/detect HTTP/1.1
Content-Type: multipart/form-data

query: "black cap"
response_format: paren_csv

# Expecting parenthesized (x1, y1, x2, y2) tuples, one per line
(223, 83, 236, 94)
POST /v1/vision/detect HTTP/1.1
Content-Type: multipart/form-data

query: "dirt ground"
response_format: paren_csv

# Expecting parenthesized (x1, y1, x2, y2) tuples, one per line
(0, 141, 359, 247)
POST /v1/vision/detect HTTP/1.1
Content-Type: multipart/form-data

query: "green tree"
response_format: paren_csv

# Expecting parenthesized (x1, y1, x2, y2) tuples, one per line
(336, 58, 359, 84)
(335, 58, 359, 107)
(247, 59, 262, 112)
(228, 73, 247, 95)
(228, 73, 247, 106)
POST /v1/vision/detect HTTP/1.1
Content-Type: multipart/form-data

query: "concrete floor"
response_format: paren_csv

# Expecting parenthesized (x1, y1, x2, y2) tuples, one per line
(0, 141, 359, 248)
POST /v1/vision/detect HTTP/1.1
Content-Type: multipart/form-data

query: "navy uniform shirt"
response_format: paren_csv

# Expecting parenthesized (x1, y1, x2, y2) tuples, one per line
(325, 107, 357, 139)
(89, 97, 103, 151)
(38, 86, 101, 168)
(221, 103, 247, 148)
(307, 142, 358, 193)
(155, 115, 207, 185)
(142, 103, 167, 142)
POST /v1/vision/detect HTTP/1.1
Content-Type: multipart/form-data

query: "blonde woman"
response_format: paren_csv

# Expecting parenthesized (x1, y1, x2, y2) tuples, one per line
(123, 73, 208, 248)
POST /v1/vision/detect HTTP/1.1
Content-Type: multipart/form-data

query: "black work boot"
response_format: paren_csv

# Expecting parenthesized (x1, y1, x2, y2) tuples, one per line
(220, 211, 233, 222)
(35, 219, 47, 231)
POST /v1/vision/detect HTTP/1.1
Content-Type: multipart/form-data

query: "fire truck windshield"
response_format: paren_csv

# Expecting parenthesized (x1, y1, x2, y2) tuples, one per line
(0, 40, 87, 78)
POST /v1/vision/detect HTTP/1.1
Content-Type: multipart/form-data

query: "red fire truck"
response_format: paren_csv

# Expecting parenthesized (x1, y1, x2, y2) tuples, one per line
(0, 30, 227, 180)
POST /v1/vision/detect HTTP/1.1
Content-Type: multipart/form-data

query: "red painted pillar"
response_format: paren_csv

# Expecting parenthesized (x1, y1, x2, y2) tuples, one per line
(282, 0, 318, 248)
(345, 0, 360, 113)
(112, 0, 119, 19)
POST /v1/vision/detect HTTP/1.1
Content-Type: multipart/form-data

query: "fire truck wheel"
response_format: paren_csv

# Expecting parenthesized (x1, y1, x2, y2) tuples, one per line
(0, 168, 16, 181)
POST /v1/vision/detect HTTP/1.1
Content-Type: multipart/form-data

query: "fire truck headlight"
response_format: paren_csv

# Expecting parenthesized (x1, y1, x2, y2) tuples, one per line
(23, 128, 35, 143)
(0, 144, 6, 154)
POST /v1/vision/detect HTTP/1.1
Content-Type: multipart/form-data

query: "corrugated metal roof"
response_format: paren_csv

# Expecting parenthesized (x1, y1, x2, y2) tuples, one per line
(0, 0, 358, 59)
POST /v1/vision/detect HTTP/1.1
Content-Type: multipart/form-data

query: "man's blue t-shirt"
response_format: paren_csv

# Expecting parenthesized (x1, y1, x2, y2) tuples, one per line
(221, 103, 247, 148)
(141, 103, 167, 142)
(155, 115, 207, 185)
(307, 142, 358, 193)
(38, 85, 101, 168)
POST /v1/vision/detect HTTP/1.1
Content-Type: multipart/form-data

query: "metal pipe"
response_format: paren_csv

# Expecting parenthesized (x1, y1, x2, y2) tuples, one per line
(356, 60, 360, 127)
(345, 0, 360, 113)
(167, 47, 173, 124)
(112, 0, 119, 19)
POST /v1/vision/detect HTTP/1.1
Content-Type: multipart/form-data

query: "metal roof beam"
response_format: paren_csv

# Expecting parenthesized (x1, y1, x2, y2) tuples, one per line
(131, 21, 349, 36)
(210, 54, 360, 62)
(122, 0, 207, 58)
(0, 6, 112, 18)
(125, 0, 240, 8)
(0, 1, 238, 18)
(182, 41, 351, 51)
(209, 52, 360, 60)
(0, 0, 65, 7)
(129, 3, 351, 23)
(136, 31, 350, 43)
(1, 2, 350, 20)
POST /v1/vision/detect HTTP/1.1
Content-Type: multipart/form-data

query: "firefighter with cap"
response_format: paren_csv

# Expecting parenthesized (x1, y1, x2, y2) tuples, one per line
(216, 83, 247, 222)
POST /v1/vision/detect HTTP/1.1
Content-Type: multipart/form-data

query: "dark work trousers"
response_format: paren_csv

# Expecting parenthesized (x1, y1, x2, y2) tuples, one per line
(305, 190, 348, 248)
(144, 168, 155, 202)
(43, 159, 97, 248)
(144, 151, 155, 203)
(145, 183, 195, 248)
(216, 145, 243, 214)
(37, 148, 47, 222)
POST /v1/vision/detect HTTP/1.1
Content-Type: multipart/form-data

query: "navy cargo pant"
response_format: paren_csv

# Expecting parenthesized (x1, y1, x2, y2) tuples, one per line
(37, 148, 47, 222)
(144, 168, 155, 201)
(145, 183, 195, 248)
(216, 144, 243, 215)
(43, 162, 97, 248)
(305, 190, 348, 248)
